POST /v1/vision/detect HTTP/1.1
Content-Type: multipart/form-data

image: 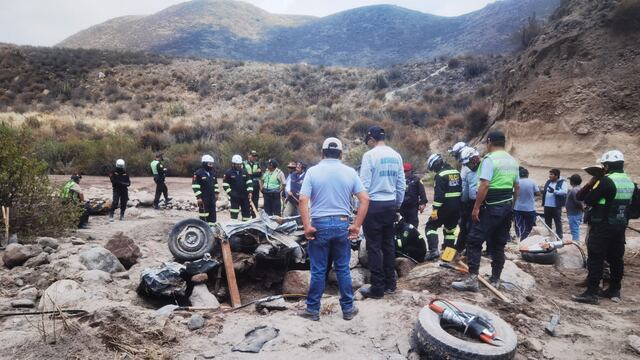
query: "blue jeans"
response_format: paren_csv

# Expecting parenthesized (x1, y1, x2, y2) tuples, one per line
(306, 216, 354, 315)
(567, 214, 582, 241)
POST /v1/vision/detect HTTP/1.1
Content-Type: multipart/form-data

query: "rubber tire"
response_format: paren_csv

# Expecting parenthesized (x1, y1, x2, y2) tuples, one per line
(413, 301, 517, 360)
(520, 249, 558, 265)
(168, 218, 218, 262)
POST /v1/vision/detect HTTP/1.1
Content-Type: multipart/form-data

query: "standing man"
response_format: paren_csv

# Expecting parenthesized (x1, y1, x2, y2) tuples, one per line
(192, 155, 219, 226)
(453, 130, 519, 292)
(109, 159, 130, 221)
(243, 150, 262, 218)
(60, 174, 90, 229)
(542, 168, 568, 239)
(572, 151, 636, 304)
(260, 159, 286, 216)
(566, 174, 584, 242)
(298, 137, 369, 321)
(359, 126, 405, 299)
(513, 167, 541, 240)
(424, 153, 462, 261)
(223, 155, 253, 221)
(399, 163, 428, 227)
(150, 152, 171, 210)
(456, 147, 480, 254)
(284, 162, 307, 217)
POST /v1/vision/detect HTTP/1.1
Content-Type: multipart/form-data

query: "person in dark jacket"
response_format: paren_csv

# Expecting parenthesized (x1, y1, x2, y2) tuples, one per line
(395, 218, 427, 262)
(109, 159, 131, 221)
(150, 152, 171, 209)
(223, 154, 253, 221)
(424, 154, 461, 261)
(542, 168, 568, 239)
(572, 150, 637, 304)
(192, 154, 220, 226)
(399, 163, 428, 227)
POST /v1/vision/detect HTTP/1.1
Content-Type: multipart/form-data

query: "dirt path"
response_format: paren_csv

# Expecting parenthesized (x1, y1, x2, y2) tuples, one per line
(1, 177, 639, 359)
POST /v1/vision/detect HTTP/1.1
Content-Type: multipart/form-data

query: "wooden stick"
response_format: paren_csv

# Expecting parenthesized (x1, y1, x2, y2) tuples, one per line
(456, 261, 511, 303)
(2, 206, 8, 245)
(220, 238, 241, 308)
(249, 200, 259, 218)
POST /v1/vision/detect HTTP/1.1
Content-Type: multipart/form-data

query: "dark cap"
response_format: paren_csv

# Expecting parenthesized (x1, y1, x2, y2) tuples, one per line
(268, 159, 279, 168)
(71, 174, 82, 182)
(365, 125, 385, 143)
(486, 130, 505, 143)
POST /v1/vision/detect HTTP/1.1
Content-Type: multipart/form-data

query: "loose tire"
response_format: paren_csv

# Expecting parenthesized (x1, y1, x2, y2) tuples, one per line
(168, 218, 218, 262)
(413, 302, 517, 360)
(520, 249, 558, 265)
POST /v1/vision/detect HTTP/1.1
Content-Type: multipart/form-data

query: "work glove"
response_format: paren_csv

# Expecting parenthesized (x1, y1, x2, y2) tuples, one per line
(430, 209, 439, 220)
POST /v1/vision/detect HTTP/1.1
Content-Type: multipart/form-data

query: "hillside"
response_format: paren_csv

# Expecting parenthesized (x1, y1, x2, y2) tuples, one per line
(494, 0, 640, 176)
(58, 0, 560, 67)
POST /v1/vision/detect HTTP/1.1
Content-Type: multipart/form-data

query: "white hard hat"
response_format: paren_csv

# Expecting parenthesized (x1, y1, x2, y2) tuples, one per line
(116, 159, 125, 168)
(459, 147, 479, 165)
(201, 154, 215, 163)
(600, 150, 624, 163)
(232, 154, 243, 164)
(449, 142, 467, 155)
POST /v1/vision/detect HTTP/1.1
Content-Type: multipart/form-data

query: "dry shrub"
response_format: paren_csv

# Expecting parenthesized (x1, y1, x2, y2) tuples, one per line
(386, 103, 430, 127)
(611, 0, 640, 32)
(143, 119, 169, 133)
(348, 118, 377, 137)
(448, 58, 461, 68)
(465, 104, 490, 136)
(319, 122, 343, 138)
(463, 60, 489, 79)
(261, 118, 314, 136)
(139, 131, 169, 151)
(446, 115, 465, 130)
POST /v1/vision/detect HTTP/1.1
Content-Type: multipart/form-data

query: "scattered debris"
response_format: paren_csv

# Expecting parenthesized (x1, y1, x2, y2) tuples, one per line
(104, 232, 141, 269)
(137, 262, 187, 303)
(545, 314, 561, 336)
(232, 325, 280, 353)
(255, 297, 288, 312)
(11, 299, 36, 308)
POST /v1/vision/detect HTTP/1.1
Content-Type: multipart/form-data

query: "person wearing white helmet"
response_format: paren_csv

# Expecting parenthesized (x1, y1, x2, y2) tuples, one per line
(572, 150, 638, 304)
(223, 155, 253, 221)
(109, 159, 131, 221)
(424, 153, 462, 262)
(456, 147, 480, 254)
(448, 141, 468, 162)
(192, 154, 220, 226)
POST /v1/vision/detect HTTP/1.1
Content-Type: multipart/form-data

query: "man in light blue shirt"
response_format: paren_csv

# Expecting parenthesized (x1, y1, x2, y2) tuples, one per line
(359, 126, 405, 299)
(298, 137, 369, 321)
(513, 167, 540, 240)
(456, 146, 480, 252)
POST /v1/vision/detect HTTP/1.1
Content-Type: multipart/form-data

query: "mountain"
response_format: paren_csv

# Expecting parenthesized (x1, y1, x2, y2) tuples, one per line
(494, 0, 640, 176)
(58, 0, 560, 67)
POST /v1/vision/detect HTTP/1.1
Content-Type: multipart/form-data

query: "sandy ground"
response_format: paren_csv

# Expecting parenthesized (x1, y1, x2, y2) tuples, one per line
(1, 176, 640, 359)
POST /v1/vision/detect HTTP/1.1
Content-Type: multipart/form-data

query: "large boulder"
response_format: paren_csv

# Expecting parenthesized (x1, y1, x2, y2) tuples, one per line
(81, 270, 113, 283)
(37, 237, 59, 250)
(3, 244, 42, 268)
(23, 253, 49, 268)
(39, 279, 89, 310)
(189, 284, 220, 309)
(480, 260, 536, 290)
(104, 233, 141, 269)
(328, 267, 370, 289)
(282, 270, 310, 295)
(79, 247, 125, 273)
(556, 244, 586, 269)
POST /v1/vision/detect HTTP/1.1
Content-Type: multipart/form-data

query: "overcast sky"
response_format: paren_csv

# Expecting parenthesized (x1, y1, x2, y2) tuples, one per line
(0, 0, 497, 46)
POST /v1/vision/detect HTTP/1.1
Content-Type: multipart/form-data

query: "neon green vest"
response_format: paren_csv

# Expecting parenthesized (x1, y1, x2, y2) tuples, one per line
(150, 160, 160, 175)
(61, 180, 78, 202)
(477, 150, 519, 204)
(262, 169, 282, 191)
(594, 172, 634, 226)
(244, 161, 259, 177)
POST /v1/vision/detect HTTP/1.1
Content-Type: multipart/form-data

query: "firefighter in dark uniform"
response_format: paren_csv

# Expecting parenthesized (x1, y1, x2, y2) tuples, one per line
(572, 150, 637, 304)
(400, 163, 428, 228)
(192, 154, 219, 226)
(424, 154, 462, 261)
(453, 131, 519, 292)
(109, 159, 130, 221)
(223, 154, 253, 221)
(395, 218, 427, 262)
(243, 150, 262, 218)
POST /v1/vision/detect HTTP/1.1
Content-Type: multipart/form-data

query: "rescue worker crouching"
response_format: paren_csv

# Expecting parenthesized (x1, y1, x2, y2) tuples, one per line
(395, 216, 427, 262)
(424, 154, 462, 261)
(223, 154, 253, 221)
(109, 159, 130, 221)
(192, 155, 219, 226)
(61, 174, 90, 229)
(572, 150, 638, 304)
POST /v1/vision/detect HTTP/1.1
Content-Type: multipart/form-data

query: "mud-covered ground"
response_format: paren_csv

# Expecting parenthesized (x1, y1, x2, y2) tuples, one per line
(1, 176, 639, 359)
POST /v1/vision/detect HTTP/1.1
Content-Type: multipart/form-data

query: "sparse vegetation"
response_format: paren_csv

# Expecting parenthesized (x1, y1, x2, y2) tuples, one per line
(611, 0, 640, 33)
(511, 13, 543, 50)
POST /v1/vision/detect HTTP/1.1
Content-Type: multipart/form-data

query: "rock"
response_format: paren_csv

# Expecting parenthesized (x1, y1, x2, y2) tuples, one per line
(358, 239, 368, 268)
(23, 253, 49, 268)
(189, 284, 220, 309)
(395, 257, 416, 277)
(39, 279, 88, 310)
(481, 260, 536, 290)
(112, 272, 130, 279)
(43, 247, 56, 254)
(200, 351, 217, 359)
(11, 299, 35, 308)
(576, 126, 590, 135)
(71, 238, 86, 246)
(79, 247, 125, 273)
(81, 270, 113, 283)
(137, 193, 155, 207)
(328, 267, 369, 289)
(386, 354, 406, 360)
(2, 244, 42, 268)
(524, 338, 543, 352)
(256, 297, 288, 312)
(104, 233, 141, 269)
(628, 335, 640, 355)
(18, 287, 39, 301)
(282, 270, 310, 295)
(349, 250, 359, 269)
(37, 237, 59, 250)
(191, 273, 209, 284)
(187, 314, 205, 331)
(555, 244, 585, 269)
(156, 304, 179, 317)
(406, 263, 441, 285)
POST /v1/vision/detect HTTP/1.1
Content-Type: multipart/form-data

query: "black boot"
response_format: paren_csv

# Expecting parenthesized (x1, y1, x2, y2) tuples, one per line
(572, 291, 599, 305)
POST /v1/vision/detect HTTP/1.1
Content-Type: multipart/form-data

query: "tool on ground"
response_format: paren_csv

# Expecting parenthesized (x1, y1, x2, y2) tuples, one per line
(530, 215, 587, 267)
(1, 206, 9, 248)
(219, 234, 241, 308)
(545, 314, 561, 336)
(441, 246, 457, 262)
(455, 261, 511, 303)
(428, 298, 502, 346)
(0, 309, 88, 319)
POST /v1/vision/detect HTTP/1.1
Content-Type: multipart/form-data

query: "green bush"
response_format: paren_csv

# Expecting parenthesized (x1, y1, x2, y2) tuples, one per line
(0, 125, 80, 237)
(218, 133, 291, 171)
